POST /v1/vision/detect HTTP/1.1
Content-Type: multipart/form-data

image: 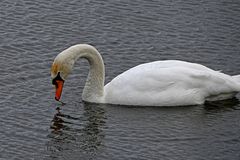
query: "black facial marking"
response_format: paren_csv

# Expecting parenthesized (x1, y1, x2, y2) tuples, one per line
(52, 72, 64, 85)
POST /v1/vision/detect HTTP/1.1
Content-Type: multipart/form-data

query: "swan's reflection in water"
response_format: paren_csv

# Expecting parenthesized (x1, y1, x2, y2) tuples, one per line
(204, 97, 240, 113)
(46, 103, 106, 159)
(45, 98, 240, 160)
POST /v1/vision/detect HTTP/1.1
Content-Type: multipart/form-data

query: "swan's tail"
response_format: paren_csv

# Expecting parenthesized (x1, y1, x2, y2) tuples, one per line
(233, 75, 240, 83)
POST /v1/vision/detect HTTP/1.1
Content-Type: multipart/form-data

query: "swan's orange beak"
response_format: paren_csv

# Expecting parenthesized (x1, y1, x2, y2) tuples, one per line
(54, 80, 64, 101)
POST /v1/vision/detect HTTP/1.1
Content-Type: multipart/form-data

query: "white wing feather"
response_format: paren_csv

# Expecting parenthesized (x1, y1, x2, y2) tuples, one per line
(104, 60, 240, 106)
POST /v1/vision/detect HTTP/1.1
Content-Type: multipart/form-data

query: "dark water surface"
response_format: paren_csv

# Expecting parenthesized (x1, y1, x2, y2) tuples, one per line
(1, 0, 240, 159)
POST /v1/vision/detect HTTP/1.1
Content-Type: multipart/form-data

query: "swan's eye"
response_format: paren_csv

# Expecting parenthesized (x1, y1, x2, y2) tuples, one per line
(52, 72, 64, 86)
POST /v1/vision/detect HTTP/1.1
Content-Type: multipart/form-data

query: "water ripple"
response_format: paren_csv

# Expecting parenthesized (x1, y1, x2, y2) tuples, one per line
(0, 0, 240, 159)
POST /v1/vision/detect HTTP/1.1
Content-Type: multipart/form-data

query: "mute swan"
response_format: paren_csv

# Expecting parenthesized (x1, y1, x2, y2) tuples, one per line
(51, 44, 240, 106)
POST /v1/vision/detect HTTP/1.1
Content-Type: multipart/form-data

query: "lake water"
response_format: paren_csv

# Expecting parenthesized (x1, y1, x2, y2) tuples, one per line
(0, 0, 240, 159)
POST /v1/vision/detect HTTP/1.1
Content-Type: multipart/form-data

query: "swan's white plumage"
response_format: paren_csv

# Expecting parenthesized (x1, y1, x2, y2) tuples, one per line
(51, 44, 240, 106)
(104, 60, 240, 106)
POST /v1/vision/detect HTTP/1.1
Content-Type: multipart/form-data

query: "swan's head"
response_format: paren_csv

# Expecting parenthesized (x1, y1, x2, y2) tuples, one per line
(51, 54, 75, 101)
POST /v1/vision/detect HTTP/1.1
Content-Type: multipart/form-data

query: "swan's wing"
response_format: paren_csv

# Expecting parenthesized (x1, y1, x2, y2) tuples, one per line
(104, 61, 239, 106)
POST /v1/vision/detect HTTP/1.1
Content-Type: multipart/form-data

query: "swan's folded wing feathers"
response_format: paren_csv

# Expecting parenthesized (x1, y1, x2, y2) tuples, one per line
(104, 61, 240, 106)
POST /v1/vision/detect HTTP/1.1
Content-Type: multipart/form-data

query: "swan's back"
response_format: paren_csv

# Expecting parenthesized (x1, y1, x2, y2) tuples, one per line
(104, 60, 240, 106)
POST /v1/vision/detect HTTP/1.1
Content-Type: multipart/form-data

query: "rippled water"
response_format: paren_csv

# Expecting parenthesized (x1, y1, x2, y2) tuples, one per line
(0, 0, 240, 159)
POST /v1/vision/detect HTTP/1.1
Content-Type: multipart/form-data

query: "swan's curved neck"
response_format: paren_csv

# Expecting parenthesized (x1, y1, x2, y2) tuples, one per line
(63, 44, 105, 102)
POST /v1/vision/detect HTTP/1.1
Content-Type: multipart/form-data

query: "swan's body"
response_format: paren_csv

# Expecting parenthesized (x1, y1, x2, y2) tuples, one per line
(51, 44, 240, 106)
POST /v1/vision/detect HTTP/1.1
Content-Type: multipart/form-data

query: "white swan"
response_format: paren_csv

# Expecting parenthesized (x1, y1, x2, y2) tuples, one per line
(51, 44, 240, 106)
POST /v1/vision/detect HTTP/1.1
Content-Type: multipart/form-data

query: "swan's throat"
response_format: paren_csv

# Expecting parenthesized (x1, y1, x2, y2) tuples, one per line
(79, 46, 105, 103)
